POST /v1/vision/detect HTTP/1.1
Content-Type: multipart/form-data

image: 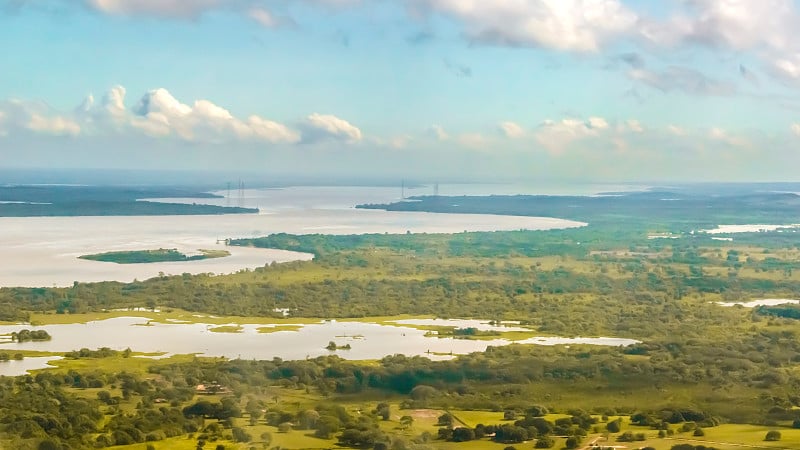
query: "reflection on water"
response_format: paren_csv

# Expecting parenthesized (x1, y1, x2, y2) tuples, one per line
(390, 318, 531, 332)
(0, 356, 63, 377)
(716, 299, 800, 307)
(0, 317, 638, 375)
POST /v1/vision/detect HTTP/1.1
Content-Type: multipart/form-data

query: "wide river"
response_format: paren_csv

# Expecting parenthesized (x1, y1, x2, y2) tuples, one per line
(0, 185, 589, 287)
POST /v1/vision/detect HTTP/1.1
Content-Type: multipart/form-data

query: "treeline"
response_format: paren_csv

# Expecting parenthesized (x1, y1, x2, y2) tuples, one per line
(355, 190, 800, 228)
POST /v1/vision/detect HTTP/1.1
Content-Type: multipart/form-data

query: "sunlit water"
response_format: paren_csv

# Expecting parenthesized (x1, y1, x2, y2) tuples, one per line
(1, 185, 586, 287)
(701, 224, 800, 234)
(716, 299, 800, 307)
(0, 317, 638, 376)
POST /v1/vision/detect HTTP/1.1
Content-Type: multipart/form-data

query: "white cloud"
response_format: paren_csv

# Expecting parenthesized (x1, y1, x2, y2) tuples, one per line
(640, 1, 800, 84)
(587, 117, 609, 130)
(2, 86, 300, 144)
(247, 7, 279, 27)
(303, 113, 362, 142)
(624, 119, 643, 133)
(246, 116, 301, 143)
(535, 117, 606, 153)
(790, 123, 800, 136)
(27, 114, 81, 136)
(428, 124, 449, 141)
(668, 125, 686, 136)
(413, 0, 638, 52)
(84, 0, 231, 18)
(498, 121, 525, 138)
(129, 89, 301, 143)
(709, 127, 750, 148)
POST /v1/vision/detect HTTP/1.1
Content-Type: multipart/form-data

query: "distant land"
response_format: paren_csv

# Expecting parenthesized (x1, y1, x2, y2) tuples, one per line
(356, 187, 800, 229)
(0, 185, 257, 216)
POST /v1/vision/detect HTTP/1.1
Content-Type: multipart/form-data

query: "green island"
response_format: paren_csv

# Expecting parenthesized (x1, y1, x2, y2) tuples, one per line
(79, 248, 231, 264)
(4, 191, 800, 449)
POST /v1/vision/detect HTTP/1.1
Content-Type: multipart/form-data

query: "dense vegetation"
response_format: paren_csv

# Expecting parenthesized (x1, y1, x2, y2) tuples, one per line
(356, 189, 800, 228)
(79, 249, 230, 264)
(1, 189, 800, 448)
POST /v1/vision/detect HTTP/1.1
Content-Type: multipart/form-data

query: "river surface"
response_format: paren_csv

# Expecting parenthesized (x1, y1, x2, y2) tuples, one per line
(0, 317, 639, 376)
(0, 185, 587, 287)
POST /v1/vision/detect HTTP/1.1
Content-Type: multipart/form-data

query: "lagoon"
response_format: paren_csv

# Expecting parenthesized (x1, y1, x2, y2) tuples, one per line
(0, 316, 638, 376)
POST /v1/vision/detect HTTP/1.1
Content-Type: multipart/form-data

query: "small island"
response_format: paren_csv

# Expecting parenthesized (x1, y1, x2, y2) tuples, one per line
(325, 341, 351, 351)
(79, 248, 231, 264)
(11, 329, 51, 342)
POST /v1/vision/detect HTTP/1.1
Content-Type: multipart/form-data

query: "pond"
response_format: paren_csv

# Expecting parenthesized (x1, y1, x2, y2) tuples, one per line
(0, 317, 638, 376)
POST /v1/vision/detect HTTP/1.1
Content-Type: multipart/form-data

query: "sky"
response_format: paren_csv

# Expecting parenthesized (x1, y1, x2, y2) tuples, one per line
(2, 0, 800, 183)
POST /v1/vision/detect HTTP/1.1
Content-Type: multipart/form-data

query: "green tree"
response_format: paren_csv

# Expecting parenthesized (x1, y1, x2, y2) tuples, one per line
(765, 430, 782, 441)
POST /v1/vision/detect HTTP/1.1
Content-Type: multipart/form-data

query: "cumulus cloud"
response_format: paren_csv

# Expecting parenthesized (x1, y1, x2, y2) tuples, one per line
(535, 117, 607, 153)
(499, 121, 525, 138)
(709, 126, 750, 148)
(428, 125, 449, 141)
(129, 88, 300, 143)
(1, 86, 301, 144)
(413, 0, 638, 52)
(668, 125, 686, 136)
(0, 99, 81, 137)
(27, 114, 81, 136)
(303, 113, 362, 142)
(533, 116, 651, 154)
(623, 119, 643, 133)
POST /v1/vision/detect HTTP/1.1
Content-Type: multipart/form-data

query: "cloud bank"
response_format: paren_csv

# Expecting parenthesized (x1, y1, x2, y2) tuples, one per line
(0, 86, 365, 146)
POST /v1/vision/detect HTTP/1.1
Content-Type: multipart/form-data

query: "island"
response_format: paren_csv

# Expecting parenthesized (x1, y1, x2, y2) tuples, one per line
(79, 248, 231, 264)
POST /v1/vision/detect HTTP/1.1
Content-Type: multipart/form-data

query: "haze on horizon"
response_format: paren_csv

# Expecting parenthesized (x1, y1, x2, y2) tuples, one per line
(3, 1, 800, 183)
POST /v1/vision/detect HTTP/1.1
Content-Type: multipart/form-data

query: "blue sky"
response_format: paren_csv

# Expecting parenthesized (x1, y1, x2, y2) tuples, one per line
(2, 0, 800, 182)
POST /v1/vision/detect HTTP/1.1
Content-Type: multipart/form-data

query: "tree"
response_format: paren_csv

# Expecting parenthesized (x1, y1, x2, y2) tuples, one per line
(399, 415, 414, 430)
(606, 419, 621, 433)
(451, 427, 475, 442)
(565, 436, 581, 449)
(765, 430, 782, 441)
(410, 385, 437, 401)
(232, 427, 252, 443)
(374, 402, 391, 421)
(437, 413, 453, 427)
(526, 405, 549, 417)
(693, 427, 705, 437)
(535, 436, 555, 448)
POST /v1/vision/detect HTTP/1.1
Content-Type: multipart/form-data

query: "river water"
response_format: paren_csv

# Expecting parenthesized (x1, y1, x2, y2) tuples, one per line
(0, 185, 586, 287)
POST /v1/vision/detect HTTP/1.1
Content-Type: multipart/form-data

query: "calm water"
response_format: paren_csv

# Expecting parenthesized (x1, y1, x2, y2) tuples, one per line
(0, 317, 638, 376)
(716, 299, 800, 307)
(1, 186, 585, 287)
